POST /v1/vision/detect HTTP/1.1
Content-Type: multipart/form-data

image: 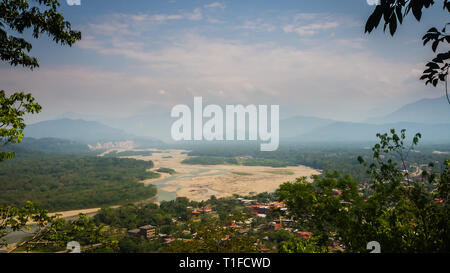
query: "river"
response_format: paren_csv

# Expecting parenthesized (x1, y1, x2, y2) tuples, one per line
(148, 167, 229, 202)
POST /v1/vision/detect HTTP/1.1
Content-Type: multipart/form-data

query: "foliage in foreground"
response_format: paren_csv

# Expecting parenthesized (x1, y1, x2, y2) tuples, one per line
(0, 201, 117, 252)
(277, 129, 450, 252)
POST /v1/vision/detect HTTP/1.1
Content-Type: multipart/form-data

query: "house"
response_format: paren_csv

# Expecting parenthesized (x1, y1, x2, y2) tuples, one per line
(165, 238, 176, 244)
(250, 205, 269, 214)
(332, 189, 342, 196)
(191, 206, 212, 214)
(270, 222, 282, 230)
(297, 231, 312, 239)
(138, 225, 156, 239)
(127, 229, 141, 237)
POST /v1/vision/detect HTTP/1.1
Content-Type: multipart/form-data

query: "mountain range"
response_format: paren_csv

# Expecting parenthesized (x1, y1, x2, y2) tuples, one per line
(24, 118, 163, 147)
(24, 96, 450, 144)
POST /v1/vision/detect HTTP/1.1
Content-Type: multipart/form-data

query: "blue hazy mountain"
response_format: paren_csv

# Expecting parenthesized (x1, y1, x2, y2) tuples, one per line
(283, 97, 450, 143)
(280, 115, 336, 138)
(24, 118, 131, 144)
(291, 121, 450, 143)
(366, 96, 450, 124)
(24, 118, 163, 146)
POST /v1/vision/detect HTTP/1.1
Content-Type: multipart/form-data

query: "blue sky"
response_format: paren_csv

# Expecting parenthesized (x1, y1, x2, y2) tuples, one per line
(1, 0, 449, 122)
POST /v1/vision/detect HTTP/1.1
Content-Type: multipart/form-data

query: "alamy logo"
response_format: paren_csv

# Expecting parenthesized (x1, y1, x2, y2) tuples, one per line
(366, 0, 380, 5)
(66, 0, 81, 6)
(171, 97, 279, 151)
(367, 241, 381, 253)
(66, 241, 81, 253)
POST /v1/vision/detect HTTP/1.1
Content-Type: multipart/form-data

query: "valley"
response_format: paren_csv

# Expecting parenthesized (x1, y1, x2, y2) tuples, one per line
(110, 149, 321, 202)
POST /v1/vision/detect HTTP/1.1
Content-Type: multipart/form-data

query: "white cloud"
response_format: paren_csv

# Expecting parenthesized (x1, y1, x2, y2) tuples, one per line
(186, 8, 203, 21)
(3, 12, 432, 122)
(63, 31, 427, 120)
(204, 2, 225, 9)
(238, 19, 276, 32)
(283, 21, 339, 35)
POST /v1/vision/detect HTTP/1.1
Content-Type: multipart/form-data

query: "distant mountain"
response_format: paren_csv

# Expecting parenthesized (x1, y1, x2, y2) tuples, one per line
(103, 113, 174, 142)
(24, 118, 163, 146)
(291, 121, 450, 143)
(280, 115, 336, 138)
(366, 96, 450, 124)
(24, 118, 130, 144)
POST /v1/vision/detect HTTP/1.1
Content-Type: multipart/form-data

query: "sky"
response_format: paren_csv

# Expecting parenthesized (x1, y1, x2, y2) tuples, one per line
(1, 0, 449, 123)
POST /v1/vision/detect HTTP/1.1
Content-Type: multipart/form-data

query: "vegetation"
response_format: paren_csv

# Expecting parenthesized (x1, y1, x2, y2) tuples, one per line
(1, 130, 448, 253)
(232, 171, 253, 176)
(0, 0, 82, 161)
(182, 156, 239, 165)
(185, 144, 448, 185)
(0, 152, 158, 211)
(1, 202, 118, 252)
(263, 170, 294, 175)
(277, 129, 450, 252)
(156, 168, 176, 174)
(365, 0, 450, 103)
(104, 150, 155, 157)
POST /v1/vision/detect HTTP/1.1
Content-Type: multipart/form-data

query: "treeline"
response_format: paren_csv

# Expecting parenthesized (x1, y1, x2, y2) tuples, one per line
(184, 143, 449, 184)
(103, 150, 155, 157)
(2, 137, 91, 155)
(0, 152, 159, 211)
(156, 167, 176, 174)
(182, 156, 239, 165)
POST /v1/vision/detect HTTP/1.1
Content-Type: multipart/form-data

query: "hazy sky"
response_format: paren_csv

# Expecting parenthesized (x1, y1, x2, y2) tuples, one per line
(1, 0, 448, 123)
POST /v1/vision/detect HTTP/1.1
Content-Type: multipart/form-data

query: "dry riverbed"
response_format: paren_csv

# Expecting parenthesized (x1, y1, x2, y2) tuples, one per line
(120, 149, 321, 202)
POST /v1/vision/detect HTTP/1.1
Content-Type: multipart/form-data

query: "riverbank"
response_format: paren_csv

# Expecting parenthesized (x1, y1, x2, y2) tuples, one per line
(120, 149, 321, 202)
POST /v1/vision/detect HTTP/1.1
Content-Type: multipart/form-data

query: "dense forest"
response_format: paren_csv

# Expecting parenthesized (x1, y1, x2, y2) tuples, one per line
(0, 151, 159, 211)
(182, 143, 449, 184)
(103, 150, 157, 157)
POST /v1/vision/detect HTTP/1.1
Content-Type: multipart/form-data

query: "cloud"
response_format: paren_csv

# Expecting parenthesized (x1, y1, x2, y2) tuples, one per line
(281, 12, 349, 36)
(3, 11, 433, 122)
(88, 8, 203, 27)
(186, 8, 203, 21)
(283, 21, 339, 35)
(238, 19, 276, 32)
(59, 29, 427, 120)
(204, 2, 225, 9)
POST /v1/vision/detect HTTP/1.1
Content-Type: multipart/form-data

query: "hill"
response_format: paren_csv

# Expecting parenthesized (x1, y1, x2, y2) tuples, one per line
(24, 118, 164, 147)
(366, 96, 450, 124)
(292, 121, 450, 143)
(280, 115, 336, 138)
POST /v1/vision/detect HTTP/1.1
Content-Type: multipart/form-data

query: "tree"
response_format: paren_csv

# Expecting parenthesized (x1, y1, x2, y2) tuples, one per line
(277, 129, 450, 252)
(0, 0, 81, 161)
(167, 215, 259, 253)
(0, 202, 118, 252)
(0, 1, 92, 253)
(365, 0, 450, 104)
(0, 91, 41, 161)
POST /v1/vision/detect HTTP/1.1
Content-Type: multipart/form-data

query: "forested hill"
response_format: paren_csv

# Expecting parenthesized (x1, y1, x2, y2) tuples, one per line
(0, 151, 159, 211)
(24, 118, 131, 144)
(12, 137, 91, 154)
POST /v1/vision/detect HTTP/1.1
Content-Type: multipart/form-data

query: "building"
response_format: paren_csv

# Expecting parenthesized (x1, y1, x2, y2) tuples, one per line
(191, 206, 212, 214)
(138, 225, 156, 239)
(270, 222, 282, 230)
(127, 229, 141, 237)
(250, 205, 269, 215)
(297, 231, 312, 239)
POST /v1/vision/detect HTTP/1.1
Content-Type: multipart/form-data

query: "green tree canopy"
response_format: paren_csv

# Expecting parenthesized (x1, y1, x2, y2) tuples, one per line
(0, 0, 81, 161)
(277, 129, 450, 252)
(365, 0, 450, 103)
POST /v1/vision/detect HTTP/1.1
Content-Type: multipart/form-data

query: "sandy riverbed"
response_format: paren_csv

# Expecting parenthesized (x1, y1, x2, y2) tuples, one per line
(121, 149, 321, 202)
